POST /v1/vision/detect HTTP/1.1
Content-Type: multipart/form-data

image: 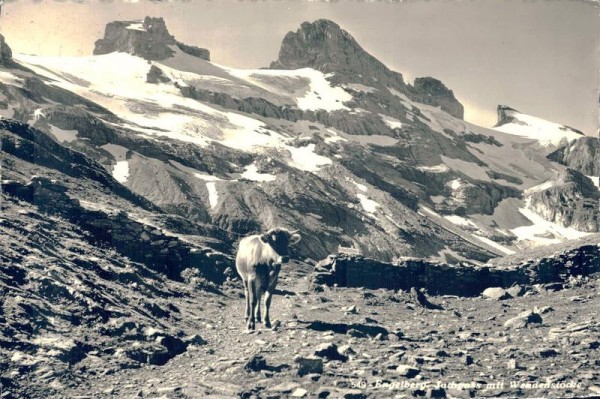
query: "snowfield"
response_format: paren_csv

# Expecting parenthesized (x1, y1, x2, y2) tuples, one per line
(493, 108, 583, 147)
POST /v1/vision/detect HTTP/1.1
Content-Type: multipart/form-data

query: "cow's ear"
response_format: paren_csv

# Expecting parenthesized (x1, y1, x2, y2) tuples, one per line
(259, 234, 269, 243)
(290, 233, 302, 245)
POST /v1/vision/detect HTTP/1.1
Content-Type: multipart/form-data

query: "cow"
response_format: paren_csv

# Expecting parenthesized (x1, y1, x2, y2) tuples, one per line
(235, 227, 302, 331)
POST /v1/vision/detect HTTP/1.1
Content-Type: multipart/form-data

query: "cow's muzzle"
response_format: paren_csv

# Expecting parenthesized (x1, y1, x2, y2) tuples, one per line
(277, 256, 290, 264)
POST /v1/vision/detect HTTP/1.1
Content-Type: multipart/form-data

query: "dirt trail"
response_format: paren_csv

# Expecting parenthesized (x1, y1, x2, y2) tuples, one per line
(53, 262, 600, 399)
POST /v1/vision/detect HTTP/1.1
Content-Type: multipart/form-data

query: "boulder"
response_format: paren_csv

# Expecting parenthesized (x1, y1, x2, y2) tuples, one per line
(482, 287, 512, 300)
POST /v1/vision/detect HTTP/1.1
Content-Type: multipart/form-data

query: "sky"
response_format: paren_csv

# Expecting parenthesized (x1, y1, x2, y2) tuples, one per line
(1, 0, 599, 135)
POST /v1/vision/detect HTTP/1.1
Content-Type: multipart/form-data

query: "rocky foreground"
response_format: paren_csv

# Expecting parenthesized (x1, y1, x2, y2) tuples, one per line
(6, 257, 597, 399)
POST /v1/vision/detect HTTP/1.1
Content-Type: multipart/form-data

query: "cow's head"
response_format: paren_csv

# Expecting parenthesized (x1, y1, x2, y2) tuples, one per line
(260, 227, 302, 263)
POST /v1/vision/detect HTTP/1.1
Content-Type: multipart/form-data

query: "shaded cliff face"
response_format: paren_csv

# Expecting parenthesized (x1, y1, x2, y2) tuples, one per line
(93, 16, 209, 61)
(412, 77, 464, 120)
(0, 33, 13, 66)
(548, 136, 600, 176)
(269, 19, 464, 119)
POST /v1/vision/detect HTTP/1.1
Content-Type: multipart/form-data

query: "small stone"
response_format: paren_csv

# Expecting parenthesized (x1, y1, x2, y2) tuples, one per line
(268, 382, 301, 393)
(244, 354, 267, 372)
(536, 347, 560, 358)
(317, 388, 331, 398)
(344, 305, 358, 314)
(504, 311, 542, 329)
(426, 387, 447, 398)
(463, 355, 474, 366)
(396, 365, 420, 378)
(291, 388, 308, 397)
(338, 344, 356, 357)
(482, 287, 512, 300)
(535, 306, 554, 314)
(507, 359, 520, 370)
(314, 343, 348, 362)
(506, 285, 526, 297)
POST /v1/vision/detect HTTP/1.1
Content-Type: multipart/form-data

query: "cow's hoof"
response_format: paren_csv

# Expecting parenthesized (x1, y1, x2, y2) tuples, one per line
(265, 321, 272, 329)
(256, 317, 262, 324)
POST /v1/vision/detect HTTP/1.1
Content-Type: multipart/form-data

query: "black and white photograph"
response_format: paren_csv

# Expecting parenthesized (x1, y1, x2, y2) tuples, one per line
(0, 0, 599, 398)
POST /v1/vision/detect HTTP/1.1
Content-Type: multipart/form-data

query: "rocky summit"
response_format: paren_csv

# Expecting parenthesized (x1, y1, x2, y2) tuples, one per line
(93, 16, 210, 61)
(0, 15, 599, 399)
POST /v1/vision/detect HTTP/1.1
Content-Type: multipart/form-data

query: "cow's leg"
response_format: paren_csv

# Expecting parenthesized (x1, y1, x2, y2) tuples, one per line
(243, 279, 250, 322)
(264, 264, 280, 329)
(255, 284, 263, 324)
(247, 278, 257, 331)
(264, 290, 273, 329)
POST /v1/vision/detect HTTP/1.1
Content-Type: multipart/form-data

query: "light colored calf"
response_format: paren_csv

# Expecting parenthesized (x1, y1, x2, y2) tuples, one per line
(235, 228, 301, 330)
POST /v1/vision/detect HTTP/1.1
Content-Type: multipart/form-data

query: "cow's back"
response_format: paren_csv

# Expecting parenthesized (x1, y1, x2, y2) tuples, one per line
(236, 235, 277, 280)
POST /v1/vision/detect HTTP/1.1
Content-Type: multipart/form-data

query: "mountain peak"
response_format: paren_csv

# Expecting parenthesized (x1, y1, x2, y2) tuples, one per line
(93, 16, 210, 61)
(270, 19, 464, 119)
(269, 19, 403, 83)
(494, 105, 584, 147)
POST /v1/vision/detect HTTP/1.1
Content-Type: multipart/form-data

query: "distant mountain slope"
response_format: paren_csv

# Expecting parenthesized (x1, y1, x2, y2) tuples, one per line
(494, 105, 584, 148)
(1, 18, 596, 264)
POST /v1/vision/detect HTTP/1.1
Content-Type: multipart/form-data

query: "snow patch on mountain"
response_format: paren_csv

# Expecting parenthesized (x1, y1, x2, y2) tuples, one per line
(511, 198, 591, 247)
(444, 215, 477, 228)
(206, 182, 218, 209)
(587, 175, 599, 189)
(494, 107, 583, 147)
(112, 161, 130, 183)
(472, 234, 515, 255)
(357, 193, 380, 216)
(241, 164, 277, 182)
(126, 22, 145, 31)
(380, 114, 403, 130)
(417, 164, 450, 173)
(285, 143, 332, 172)
(225, 67, 352, 111)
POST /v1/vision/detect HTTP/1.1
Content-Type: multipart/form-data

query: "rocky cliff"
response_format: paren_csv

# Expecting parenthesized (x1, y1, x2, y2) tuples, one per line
(548, 136, 600, 176)
(93, 16, 209, 61)
(529, 169, 599, 232)
(270, 19, 464, 118)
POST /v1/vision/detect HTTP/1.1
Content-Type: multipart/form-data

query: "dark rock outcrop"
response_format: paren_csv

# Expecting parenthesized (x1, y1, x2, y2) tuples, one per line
(495, 105, 521, 127)
(94, 16, 209, 61)
(412, 77, 464, 119)
(548, 136, 600, 176)
(0, 33, 13, 66)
